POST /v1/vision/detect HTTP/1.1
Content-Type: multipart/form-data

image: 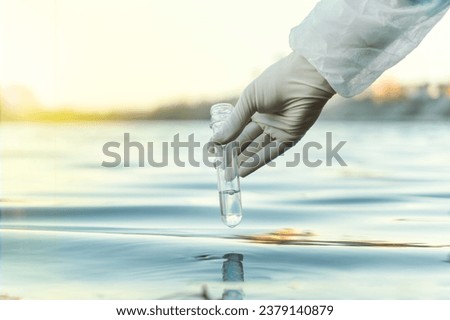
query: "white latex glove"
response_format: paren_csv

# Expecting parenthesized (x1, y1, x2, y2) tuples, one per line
(211, 51, 335, 177)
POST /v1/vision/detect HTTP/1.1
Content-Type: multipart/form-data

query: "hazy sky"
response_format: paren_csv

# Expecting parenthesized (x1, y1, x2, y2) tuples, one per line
(1, 0, 449, 110)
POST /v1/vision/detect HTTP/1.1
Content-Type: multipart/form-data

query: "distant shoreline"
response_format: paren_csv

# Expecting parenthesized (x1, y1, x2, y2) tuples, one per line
(1, 91, 449, 122)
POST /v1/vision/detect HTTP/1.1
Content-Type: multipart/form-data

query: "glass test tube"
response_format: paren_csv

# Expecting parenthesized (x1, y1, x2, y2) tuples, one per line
(210, 103, 243, 228)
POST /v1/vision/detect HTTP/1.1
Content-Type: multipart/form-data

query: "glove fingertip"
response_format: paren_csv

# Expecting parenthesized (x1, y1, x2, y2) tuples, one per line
(210, 129, 226, 144)
(210, 121, 240, 145)
(238, 166, 253, 178)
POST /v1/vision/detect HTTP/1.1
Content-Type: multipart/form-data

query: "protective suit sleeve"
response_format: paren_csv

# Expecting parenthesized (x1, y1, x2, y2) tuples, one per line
(289, 0, 450, 97)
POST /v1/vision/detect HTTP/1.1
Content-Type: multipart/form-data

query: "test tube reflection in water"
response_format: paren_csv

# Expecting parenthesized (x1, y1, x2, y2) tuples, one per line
(222, 253, 244, 300)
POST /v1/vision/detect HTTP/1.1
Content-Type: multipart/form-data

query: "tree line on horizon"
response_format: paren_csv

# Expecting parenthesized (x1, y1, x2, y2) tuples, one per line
(1, 82, 449, 122)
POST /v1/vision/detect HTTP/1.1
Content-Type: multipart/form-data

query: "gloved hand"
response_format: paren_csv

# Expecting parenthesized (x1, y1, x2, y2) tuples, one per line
(210, 51, 335, 177)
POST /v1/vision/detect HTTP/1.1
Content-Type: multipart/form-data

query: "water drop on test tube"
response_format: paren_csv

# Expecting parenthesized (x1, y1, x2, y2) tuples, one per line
(210, 103, 243, 228)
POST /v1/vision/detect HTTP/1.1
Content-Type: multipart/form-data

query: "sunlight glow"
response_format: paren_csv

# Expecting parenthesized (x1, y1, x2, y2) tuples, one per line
(0, 0, 448, 110)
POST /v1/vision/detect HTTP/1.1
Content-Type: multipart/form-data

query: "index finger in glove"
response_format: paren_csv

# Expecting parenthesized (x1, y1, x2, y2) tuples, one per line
(210, 84, 257, 145)
(239, 140, 294, 178)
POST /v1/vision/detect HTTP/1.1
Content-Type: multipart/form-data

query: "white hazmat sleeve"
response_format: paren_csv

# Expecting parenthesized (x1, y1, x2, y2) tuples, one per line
(289, 0, 449, 97)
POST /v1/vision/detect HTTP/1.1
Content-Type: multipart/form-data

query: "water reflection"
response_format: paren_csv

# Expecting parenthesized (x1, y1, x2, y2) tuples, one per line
(239, 228, 449, 248)
(222, 253, 244, 300)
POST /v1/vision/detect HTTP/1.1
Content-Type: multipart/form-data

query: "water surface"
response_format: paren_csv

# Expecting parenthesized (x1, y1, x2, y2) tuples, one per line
(1, 121, 449, 299)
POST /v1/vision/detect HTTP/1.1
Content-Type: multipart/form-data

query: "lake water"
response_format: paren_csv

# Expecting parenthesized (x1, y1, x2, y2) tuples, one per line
(1, 120, 449, 299)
